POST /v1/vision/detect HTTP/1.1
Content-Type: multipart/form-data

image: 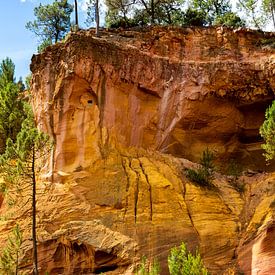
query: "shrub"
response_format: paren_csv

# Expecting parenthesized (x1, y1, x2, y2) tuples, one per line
(135, 256, 161, 275)
(168, 242, 208, 275)
(260, 100, 275, 161)
(226, 159, 242, 179)
(186, 148, 215, 188)
(214, 12, 245, 27)
(181, 8, 206, 26)
(0, 224, 23, 274)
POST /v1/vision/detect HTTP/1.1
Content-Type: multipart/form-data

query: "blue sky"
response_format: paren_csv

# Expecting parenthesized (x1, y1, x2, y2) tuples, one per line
(0, 0, 90, 80)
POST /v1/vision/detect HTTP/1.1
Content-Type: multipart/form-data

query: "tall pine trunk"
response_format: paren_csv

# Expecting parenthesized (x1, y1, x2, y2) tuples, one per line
(74, 0, 78, 27)
(95, 0, 99, 36)
(32, 146, 38, 275)
(271, 0, 275, 29)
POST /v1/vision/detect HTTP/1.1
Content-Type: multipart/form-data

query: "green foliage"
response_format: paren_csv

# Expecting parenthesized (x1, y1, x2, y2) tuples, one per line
(26, 0, 73, 44)
(186, 148, 215, 188)
(0, 224, 23, 274)
(237, 0, 267, 29)
(168, 242, 208, 275)
(37, 39, 52, 53)
(0, 83, 25, 152)
(24, 74, 32, 91)
(0, 103, 51, 183)
(191, 0, 232, 25)
(262, 0, 275, 29)
(260, 100, 275, 161)
(135, 256, 161, 275)
(0, 58, 15, 89)
(181, 8, 206, 26)
(258, 37, 275, 49)
(214, 12, 246, 27)
(200, 148, 215, 171)
(0, 59, 26, 154)
(86, 0, 103, 27)
(0, 101, 51, 275)
(226, 159, 243, 179)
(105, 0, 185, 27)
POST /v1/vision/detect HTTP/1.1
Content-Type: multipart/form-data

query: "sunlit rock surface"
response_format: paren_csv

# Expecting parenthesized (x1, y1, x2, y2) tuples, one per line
(0, 26, 274, 274)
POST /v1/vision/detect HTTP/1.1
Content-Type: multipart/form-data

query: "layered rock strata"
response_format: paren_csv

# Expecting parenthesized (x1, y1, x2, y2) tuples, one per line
(0, 27, 274, 274)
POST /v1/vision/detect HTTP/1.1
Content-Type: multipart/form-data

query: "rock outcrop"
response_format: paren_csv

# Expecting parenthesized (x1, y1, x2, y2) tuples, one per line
(31, 26, 275, 172)
(0, 27, 274, 274)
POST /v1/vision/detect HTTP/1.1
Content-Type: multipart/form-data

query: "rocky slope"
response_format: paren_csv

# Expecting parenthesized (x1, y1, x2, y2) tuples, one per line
(0, 26, 274, 274)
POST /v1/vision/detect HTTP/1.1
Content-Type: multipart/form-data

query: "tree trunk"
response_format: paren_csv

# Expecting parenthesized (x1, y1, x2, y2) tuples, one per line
(74, 0, 79, 27)
(15, 251, 18, 275)
(151, 0, 155, 24)
(271, 0, 275, 30)
(32, 147, 38, 275)
(95, 0, 99, 36)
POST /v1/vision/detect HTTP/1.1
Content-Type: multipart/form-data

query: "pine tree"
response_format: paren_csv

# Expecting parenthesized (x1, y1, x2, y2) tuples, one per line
(0, 59, 25, 154)
(0, 103, 51, 275)
(26, 0, 73, 44)
(0, 58, 15, 89)
(0, 224, 23, 275)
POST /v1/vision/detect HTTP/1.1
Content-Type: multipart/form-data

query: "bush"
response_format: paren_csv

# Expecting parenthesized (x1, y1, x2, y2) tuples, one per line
(226, 159, 242, 179)
(186, 148, 215, 188)
(260, 100, 275, 161)
(168, 242, 208, 275)
(135, 256, 161, 275)
(214, 12, 245, 27)
(181, 8, 206, 26)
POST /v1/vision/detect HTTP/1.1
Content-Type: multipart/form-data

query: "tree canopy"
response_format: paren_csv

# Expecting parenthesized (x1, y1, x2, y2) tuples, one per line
(26, 0, 73, 44)
(0, 58, 25, 154)
(105, 0, 246, 28)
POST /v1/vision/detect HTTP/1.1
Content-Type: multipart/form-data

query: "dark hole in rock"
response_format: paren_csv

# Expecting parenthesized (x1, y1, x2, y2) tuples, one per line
(94, 264, 118, 274)
(238, 129, 263, 144)
(95, 250, 117, 265)
(73, 242, 84, 253)
(94, 250, 119, 273)
(87, 99, 93, 105)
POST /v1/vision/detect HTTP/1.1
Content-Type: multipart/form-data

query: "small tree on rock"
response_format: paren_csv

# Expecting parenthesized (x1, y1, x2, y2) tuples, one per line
(0, 103, 51, 275)
(260, 100, 275, 161)
(26, 0, 73, 45)
(168, 242, 208, 275)
(0, 224, 23, 275)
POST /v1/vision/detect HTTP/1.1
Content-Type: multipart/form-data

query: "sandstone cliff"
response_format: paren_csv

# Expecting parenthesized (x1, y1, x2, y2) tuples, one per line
(0, 27, 274, 274)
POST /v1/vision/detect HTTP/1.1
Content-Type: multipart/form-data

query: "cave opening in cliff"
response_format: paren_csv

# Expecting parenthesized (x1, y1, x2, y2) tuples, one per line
(94, 250, 119, 273)
(94, 264, 118, 274)
(237, 99, 274, 145)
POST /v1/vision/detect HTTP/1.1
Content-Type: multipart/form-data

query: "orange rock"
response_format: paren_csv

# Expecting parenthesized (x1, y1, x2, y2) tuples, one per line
(0, 27, 274, 274)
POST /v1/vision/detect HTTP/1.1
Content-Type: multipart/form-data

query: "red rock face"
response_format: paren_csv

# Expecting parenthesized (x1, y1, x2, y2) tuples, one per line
(31, 27, 275, 173)
(19, 26, 275, 274)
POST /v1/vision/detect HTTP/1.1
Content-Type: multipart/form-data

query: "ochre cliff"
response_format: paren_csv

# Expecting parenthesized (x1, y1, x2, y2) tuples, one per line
(0, 27, 274, 274)
(31, 26, 275, 171)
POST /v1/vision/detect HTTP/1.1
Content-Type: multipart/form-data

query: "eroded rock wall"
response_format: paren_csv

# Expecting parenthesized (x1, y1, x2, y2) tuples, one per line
(31, 27, 275, 173)
(0, 27, 274, 275)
